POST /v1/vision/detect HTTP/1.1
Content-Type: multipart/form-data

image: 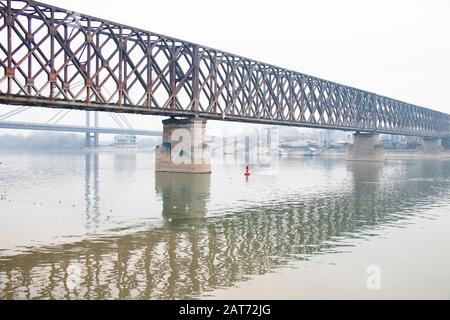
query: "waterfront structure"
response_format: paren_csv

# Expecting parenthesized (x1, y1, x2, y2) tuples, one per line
(1, 0, 449, 170)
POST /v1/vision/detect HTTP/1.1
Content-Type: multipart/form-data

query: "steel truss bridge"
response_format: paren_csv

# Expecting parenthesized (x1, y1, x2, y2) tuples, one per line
(0, 0, 449, 137)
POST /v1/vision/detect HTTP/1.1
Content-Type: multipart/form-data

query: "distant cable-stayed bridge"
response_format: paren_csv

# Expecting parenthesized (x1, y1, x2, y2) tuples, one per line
(0, 120, 161, 136)
(0, 104, 161, 146)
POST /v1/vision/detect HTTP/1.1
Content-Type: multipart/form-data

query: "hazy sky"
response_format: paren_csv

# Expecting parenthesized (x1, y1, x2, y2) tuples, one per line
(1, 0, 449, 138)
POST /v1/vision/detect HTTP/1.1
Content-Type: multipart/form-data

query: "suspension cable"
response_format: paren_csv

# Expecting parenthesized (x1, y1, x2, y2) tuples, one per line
(52, 110, 72, 125)
(0, 106, 29, 121)
(108, 113, 125, 128)
(46, 109, 67, 124)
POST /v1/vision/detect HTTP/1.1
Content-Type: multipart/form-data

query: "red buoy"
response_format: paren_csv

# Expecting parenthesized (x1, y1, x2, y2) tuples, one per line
(244, 165, 251, 176)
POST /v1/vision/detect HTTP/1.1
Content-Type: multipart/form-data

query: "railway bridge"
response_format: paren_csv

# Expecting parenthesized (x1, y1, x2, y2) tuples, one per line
(1, 0, 449, 172)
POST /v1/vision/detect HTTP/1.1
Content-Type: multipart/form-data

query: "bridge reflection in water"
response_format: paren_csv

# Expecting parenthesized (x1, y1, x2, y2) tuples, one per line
(156, 172, 211, 227)
(0, 160, 449, 299)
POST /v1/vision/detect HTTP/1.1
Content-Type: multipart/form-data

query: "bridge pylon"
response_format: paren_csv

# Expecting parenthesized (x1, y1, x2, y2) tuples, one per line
(346, 132, 385, 162)
(85, 111, 99, 148)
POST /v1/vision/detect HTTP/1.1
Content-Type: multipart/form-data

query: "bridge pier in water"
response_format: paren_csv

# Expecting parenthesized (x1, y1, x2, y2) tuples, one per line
(155, 118, 211, 174)
(442, 138, 450, 150)
(346, 132, 385, 162)
(420, 137, 443, 154)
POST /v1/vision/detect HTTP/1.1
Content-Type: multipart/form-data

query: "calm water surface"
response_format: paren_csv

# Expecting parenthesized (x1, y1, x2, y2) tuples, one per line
(1, 151, 450, 299)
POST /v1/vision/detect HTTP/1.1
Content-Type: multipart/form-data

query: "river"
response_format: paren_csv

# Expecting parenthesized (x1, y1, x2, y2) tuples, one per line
(1, 151, 449, 299)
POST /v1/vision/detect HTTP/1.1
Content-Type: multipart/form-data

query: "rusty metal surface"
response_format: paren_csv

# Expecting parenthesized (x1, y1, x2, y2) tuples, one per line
(0, 0, 449, 137)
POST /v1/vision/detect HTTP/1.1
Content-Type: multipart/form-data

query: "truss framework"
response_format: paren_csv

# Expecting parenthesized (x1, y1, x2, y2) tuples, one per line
(0, 0, 449, 137)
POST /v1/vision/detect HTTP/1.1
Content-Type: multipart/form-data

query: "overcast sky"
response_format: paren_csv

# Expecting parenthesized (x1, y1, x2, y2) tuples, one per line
(1, 0, 449, 137)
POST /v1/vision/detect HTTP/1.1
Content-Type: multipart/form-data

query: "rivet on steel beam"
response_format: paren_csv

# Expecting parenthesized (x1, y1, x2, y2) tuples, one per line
(6, 16, 14, 27)
(26, 78, 34, 86)
(86, 33, 94, 44)
(63, 82, 70, 91)
(27, 33, 34, 43)
(49, 26, 58, 36)
(5, 68, 15, 77)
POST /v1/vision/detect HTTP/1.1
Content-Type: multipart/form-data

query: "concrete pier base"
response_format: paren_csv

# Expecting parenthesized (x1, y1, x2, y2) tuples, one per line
(346, 132, 385, 162)
(155, 118, 211, 174)
(442, 138, 450, 150)
(420, 137, 443, 154)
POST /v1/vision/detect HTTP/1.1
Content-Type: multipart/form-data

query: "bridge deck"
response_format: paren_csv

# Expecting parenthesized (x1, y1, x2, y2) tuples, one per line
(0, 0, 449, 137)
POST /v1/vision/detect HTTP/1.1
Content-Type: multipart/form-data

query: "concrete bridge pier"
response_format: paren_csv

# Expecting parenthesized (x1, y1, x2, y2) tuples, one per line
(155, 118, 211, 174)
(346, 132, 385, 162)
(420, 137, 443, 154)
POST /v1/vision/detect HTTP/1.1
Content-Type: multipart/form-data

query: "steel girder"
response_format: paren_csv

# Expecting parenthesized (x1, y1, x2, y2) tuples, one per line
(0, 0, 449, 137)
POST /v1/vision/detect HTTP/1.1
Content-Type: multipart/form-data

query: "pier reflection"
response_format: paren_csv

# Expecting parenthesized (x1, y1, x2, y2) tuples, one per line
(1, 161, 449, 299)
(155, 172, 210, 226)
(85, 153, 100, 230)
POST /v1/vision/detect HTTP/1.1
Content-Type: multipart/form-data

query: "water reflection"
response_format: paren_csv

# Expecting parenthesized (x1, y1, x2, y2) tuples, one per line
(0, 160, 450, 299)
(114, 153, 137, 171)
(348, 161, 383, 183)
(85, 153, 100, 229)
(348, 162, 383, 215)
(155, 173, 210, 226)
